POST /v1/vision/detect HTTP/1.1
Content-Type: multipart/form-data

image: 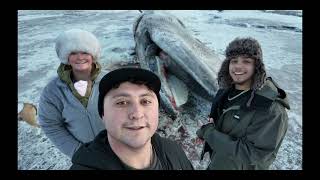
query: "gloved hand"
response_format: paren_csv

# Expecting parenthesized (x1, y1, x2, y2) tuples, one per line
(196, 123, 215, 140)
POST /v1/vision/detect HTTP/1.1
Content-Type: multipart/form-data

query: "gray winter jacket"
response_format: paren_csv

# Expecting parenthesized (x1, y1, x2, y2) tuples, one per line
(38, 65, 106, 158)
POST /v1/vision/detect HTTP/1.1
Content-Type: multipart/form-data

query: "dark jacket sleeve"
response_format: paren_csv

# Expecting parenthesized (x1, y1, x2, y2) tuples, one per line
(156, 135, 194, 170)
(172, 142, 194, 170)
(38, 85, 82, 158)
(70, 164, 95, 170)
(203, 102, 288, 165)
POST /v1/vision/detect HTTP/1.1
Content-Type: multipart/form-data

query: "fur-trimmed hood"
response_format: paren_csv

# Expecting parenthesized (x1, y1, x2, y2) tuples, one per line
(55, 29, 101, 64)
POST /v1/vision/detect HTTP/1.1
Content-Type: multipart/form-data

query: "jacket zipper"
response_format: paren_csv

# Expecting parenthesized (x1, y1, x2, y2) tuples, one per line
(86, 82, 96, 138)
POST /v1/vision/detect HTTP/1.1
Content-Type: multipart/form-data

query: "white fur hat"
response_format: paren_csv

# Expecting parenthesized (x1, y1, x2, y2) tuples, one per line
(55, 29, 101, 64)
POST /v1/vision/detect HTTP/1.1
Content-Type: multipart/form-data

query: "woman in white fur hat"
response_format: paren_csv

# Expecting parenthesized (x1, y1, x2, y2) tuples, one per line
(38, 29, 106, 158)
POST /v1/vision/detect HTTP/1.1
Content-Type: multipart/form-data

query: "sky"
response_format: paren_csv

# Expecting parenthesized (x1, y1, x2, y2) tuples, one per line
(18, 10, 302, 170)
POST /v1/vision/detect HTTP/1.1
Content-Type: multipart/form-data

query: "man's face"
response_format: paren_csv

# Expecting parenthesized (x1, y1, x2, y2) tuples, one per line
(68, 51, 93, 72)
(102, 82, 159, 149)
(229, 56, 255, 90)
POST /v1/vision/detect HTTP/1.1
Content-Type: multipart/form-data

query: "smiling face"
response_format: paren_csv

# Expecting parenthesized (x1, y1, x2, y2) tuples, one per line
(68, 51, 93, 72)
(102, 81, 159, 150)
(229, 56, 255, 90)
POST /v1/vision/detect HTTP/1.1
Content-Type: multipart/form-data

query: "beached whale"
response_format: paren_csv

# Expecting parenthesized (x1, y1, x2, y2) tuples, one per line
(133, 11, 221, 118)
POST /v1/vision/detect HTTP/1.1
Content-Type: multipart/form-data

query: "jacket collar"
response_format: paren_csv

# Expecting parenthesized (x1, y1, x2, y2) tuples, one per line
(57, 62, 102, 85)
(255, 77, 290, 110)
(71, 130, 124, 170)
(71, 130, 164, 170)
(211, 77, 290, 113)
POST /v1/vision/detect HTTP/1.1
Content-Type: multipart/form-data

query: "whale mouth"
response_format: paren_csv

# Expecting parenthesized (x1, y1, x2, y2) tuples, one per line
(144, 43, 189, 111)
(134, 12, 220, 119)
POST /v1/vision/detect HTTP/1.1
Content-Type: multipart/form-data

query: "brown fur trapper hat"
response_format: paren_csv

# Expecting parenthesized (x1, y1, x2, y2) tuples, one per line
(217, 37, 266, 91)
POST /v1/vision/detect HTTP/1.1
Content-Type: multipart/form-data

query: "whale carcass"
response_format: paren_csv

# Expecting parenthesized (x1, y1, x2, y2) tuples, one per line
(133, 11, 221, 118)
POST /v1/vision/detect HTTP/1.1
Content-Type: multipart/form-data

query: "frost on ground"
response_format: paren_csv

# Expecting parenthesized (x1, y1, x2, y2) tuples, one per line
(18, 10, 302, 170)
(18, 123, 72, 170)
(18, 90, 301, 170)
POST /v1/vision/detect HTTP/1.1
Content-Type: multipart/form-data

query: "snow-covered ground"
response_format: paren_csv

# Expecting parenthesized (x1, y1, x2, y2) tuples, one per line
(18, 10, 302, 170)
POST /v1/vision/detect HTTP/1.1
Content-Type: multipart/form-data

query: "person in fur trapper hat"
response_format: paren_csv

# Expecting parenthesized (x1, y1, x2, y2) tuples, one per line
(196, 37, 290, 170)
(38, 29, 106, 158)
